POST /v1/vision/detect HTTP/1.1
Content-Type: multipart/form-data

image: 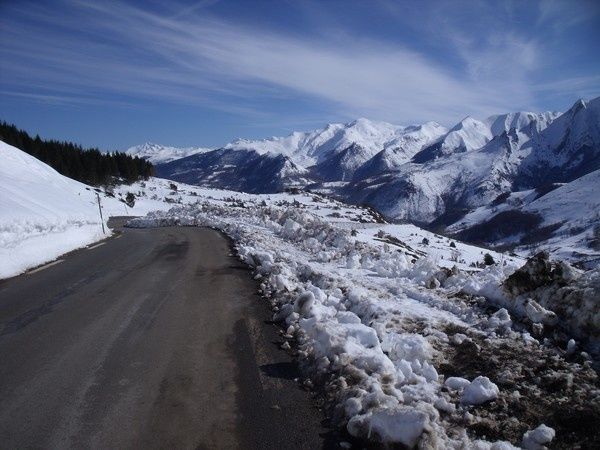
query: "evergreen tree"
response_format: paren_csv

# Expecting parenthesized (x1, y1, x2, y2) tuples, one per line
(0, 121, 153, 185)
(483, 253, 496, 266)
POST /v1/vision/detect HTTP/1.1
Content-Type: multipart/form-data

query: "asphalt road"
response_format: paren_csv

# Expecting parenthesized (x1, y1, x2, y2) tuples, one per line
(0, 219, 328, 449)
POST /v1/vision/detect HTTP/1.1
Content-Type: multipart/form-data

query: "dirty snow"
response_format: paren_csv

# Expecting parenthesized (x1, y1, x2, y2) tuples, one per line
(128, 189, 599, 448)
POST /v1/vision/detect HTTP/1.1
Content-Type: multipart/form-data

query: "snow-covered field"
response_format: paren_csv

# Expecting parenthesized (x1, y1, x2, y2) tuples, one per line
(128, 188, 600, 448)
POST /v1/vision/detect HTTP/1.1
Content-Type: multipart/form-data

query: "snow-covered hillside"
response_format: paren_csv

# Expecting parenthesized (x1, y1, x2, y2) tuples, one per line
(446, 169, 600, 268)
(155, 148, 309, 193)
(0, 141, 113, 278)
(0, 141, 215, 278)
(125, 142, 212, 164)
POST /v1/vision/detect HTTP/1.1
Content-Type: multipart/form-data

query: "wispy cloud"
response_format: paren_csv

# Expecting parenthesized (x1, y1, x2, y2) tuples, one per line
(537, 0, 600, 31)
(0, 0, 598, 128)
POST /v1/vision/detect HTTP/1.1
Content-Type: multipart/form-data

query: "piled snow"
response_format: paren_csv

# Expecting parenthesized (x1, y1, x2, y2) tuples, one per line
(445, 376, 471, 391)
(447, 251, 600, 357)
(128, 190, 570, 448)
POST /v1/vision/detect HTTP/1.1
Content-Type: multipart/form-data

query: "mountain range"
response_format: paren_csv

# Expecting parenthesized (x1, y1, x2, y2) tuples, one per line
(126, 97, 600, 266)
(125, 142, 212, 164)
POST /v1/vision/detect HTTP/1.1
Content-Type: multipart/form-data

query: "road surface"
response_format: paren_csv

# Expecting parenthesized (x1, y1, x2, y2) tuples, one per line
(0, 219, 329, 449)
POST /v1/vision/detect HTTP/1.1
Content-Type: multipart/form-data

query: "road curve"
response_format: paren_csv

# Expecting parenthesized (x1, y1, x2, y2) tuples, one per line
(0, 219, 328, 449)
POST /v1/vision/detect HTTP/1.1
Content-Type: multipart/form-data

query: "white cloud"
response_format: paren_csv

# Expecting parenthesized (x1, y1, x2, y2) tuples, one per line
(0, 0, 597, 127)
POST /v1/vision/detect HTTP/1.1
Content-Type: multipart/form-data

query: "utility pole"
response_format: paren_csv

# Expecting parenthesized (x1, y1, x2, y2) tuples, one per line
(96, 192, 106, 234)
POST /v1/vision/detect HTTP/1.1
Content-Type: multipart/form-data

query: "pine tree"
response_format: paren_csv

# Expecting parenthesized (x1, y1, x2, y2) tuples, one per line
(0, 121, 153, 185)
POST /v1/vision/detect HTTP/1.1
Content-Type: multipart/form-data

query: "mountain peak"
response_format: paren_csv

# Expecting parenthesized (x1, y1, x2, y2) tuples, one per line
(125, 142, 212, 164)
(570, 98, 587, 114)
(450, 116, 482, 132)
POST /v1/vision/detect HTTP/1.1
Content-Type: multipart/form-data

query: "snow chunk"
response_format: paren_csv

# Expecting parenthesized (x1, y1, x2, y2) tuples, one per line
(487, 308, 512, 331)
(294, 291, 315, 317)
(525, 299, 558, 326)
(347, 407, 428, 447)
(445, 376, 471, 391)
(461, 376, 499, 405)
(522, 424, 555, 450)
(381, 333, 434, 364)
(473, 441, 520, 450)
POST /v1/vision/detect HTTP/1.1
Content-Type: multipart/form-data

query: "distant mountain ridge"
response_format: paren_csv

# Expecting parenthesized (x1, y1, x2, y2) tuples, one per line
(125, 142, 212, 164)
(131, 97, 600, 265)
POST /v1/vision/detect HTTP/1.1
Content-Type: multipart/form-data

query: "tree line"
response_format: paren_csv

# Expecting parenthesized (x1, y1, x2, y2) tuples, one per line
(0, 121, 153, 185)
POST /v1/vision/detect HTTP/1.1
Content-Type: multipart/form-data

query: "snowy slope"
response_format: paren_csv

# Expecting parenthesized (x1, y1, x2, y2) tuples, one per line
(0, 140, 224, 278)
(155, 148, 309, 193)
(0, 141, 111, 278)
(354, 121, 447, 179)
(411, 116, 493, 163)
(125, 142, 212, 164)
(521, 169, 600, 263)
(444, 169, 600, 267)
(517, 97, 600, 185)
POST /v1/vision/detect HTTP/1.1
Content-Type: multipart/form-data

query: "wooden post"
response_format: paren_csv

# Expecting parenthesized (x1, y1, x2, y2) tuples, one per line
(96, 192, 106, 234)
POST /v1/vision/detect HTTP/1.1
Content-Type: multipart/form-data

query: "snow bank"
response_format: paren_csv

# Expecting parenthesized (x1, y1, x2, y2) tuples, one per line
(446, 250, 600, 356)
(128, 198, 537, 448)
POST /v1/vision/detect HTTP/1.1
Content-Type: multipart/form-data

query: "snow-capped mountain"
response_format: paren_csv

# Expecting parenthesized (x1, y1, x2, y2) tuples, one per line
(125, 142, 212, 164)
(344, 108, 567, 223)
(156, 148, 308, 194)
(224, 118, 446, 169)
(146, 96, 599, 264)
(156, 118, 447, 188)
(354, 121, 448, 179)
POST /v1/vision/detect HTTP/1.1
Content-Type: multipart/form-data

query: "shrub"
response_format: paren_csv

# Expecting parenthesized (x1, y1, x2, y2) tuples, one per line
(484, 253, 496, 266)
(125, 192, 136, 207)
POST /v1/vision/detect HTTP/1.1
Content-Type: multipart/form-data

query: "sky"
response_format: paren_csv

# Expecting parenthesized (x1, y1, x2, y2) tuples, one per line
(1, 0, 599, 150)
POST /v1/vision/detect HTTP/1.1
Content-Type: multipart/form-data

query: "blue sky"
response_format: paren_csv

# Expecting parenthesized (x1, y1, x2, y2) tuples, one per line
(1, 0, 599, 150)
